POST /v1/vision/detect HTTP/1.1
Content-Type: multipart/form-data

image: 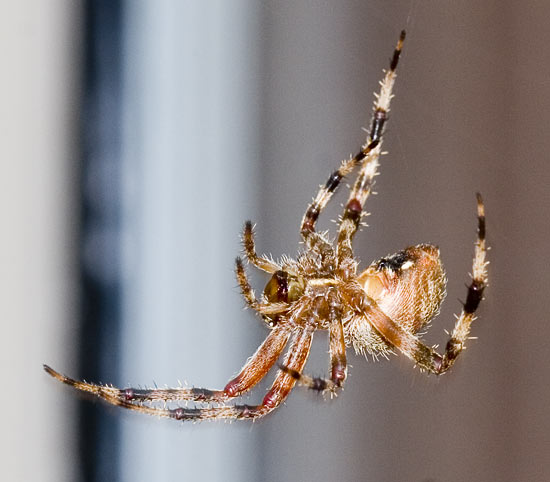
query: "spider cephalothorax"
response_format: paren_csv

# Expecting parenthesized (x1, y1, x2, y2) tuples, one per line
(45, 30, 488, 421)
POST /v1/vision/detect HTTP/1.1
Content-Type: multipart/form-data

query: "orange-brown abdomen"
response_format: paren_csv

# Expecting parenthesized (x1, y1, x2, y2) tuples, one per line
(358, 244, 447, 334)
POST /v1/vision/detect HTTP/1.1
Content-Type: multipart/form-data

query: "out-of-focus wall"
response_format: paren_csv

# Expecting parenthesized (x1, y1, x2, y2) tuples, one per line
(0, 2, 82, 482)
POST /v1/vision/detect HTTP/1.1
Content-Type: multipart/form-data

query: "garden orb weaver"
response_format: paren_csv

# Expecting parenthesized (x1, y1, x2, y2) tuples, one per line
(44, 30, 488, 422)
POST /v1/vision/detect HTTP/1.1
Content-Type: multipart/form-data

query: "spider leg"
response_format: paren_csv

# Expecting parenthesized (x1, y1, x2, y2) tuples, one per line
(301, 31, 406, 241)
(47, 327, 313, 422)
(434, 193, 488, 373)
(43, 364, 227, 402)
(44, 325, 290, 404)
(337, 31, 405, 265)
(242, 221, 280, 273)
(366, 195, 488, 374)
(222, 325, 290, 397)
(183, 326, 314, 421)
(280, 309, 347, 394)
(300, 155, 360, 237)
(235, 257, 288, 318)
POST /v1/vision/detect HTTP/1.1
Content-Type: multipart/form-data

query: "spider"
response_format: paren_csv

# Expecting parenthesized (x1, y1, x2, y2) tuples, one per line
(44, 30, 488, 422)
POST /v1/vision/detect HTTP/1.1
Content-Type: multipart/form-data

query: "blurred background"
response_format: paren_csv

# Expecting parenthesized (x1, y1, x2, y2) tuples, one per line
(3, 1, 550, 481)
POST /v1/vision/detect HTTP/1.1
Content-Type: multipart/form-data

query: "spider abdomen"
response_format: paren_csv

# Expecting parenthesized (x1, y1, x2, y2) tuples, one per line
(358, 244, 447, 334)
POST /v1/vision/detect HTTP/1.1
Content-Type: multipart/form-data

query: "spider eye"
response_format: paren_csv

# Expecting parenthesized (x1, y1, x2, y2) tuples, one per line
(264, 271, 305, 303)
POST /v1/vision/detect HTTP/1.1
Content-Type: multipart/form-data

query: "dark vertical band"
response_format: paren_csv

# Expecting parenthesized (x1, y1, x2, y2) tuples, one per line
(80, 1, 124, 480)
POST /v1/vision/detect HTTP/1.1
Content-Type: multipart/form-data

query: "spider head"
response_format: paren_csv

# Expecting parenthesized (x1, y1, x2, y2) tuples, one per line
(358, 244, 447, 333)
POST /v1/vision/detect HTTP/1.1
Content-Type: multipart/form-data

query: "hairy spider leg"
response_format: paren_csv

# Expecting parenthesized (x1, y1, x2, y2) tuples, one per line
(328, 310, 348, 386)
(300, 31, 406, 241)
(337, 30, 405, 266)
(242, 221, 280, 273)
(46, 327, 312, 421)
(280, 303, 348, 394)
(300, 155, 360, 237)
(235, 257, 289, 316)
(363, 195, 488, 374)
(43, 364, 225, 404)
(174, 326, 314, 420)
(222, 325, 290, 398)
(43, 326, 290, 404)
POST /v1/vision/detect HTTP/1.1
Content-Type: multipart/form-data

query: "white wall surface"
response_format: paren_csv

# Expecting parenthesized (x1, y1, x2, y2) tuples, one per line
(0, 2, 82, 481)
